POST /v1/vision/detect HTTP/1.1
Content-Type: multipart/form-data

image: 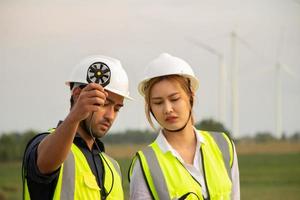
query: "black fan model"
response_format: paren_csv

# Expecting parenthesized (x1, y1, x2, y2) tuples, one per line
(86, 62, 111, 87)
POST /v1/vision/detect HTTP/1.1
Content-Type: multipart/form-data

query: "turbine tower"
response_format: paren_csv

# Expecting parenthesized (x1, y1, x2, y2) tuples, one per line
(230, 31, 239, 139)
(187, 32, 241, 138)
(275, 62, 283, 138)
(237, 27, 297, 138)
(273, 27, 297, 138)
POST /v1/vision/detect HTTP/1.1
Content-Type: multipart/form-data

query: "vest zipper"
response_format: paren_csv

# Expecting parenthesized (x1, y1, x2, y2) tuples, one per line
(200, 146, 211, 200)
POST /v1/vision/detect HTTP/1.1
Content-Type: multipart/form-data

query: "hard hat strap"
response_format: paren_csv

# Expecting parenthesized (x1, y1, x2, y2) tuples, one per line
(163, 110, 192, 133)
(150, 109, 192, 133)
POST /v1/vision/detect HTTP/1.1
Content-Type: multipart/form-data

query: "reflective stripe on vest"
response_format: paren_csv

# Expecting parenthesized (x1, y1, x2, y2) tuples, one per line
(131, 130, 233, 200)
(209, 131, 233, 180)
(142, 147, 170, 200)
(60, 150, 75, 199)
(52, 144, 124, 200)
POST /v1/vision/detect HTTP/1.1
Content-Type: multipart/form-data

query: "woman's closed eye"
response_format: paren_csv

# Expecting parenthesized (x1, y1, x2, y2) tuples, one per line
(170, 97, 180, 102)
(152, 101, 163, 105)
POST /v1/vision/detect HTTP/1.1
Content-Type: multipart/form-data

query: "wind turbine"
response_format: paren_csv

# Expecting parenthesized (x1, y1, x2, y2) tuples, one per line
(187, 31, 242, 139)
(230, 31, 240, 139)
(186, 37, 227, 125)
(237, 28, 297, 138)
(229, 30, 264, 139)
(272, 28, 298, 138)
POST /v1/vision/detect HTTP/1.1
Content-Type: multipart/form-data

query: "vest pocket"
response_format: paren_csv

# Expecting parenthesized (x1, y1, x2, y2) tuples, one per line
(82, 172, 100, 190)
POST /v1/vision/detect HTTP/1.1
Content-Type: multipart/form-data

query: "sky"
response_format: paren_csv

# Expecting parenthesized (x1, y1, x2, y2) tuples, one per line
(1, 0, 300, 138)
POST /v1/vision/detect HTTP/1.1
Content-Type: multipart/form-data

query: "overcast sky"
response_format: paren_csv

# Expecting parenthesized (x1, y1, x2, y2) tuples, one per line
(1, 0, 299, 138)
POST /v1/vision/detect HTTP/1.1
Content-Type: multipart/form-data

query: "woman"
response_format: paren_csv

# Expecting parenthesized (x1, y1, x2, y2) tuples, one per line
(129, 53, 240, 200)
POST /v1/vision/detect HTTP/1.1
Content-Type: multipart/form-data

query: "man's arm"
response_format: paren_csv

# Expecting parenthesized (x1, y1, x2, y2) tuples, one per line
(37, 83, 108, 174)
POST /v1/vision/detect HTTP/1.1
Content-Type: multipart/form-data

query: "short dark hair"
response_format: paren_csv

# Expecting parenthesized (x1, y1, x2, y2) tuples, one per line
(69, 83, 87, 107)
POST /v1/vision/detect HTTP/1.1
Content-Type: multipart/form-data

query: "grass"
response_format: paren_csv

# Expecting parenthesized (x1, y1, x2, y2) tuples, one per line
(1, 143, 300, 200)
(239, 153, 300, 200)
(0, 162, 22, 200)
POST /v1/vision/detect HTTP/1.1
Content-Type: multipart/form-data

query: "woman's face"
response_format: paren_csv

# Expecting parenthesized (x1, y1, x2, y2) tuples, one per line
(150, 79, 192, 131)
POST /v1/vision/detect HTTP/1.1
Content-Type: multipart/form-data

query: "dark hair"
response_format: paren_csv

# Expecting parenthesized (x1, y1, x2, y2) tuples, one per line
(69, 83, 87, 107)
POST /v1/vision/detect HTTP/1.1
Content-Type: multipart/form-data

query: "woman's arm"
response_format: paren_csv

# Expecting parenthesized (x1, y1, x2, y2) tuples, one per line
(231, 143, 240, 200)
(130, 159, 152, 200)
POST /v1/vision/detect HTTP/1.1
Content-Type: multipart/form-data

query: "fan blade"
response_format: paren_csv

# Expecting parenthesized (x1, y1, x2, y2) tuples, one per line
(102, 68, 110, 74)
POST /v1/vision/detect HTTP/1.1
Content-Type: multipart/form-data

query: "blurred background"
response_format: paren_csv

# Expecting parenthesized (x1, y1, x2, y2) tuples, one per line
(0, 0, 300, 199)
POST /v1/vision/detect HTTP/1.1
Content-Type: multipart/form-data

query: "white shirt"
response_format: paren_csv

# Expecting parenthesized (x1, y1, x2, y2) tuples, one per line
(130, 129, 240, 200)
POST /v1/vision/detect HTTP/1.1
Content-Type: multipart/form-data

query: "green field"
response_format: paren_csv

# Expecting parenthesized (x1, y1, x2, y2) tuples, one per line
(1, 153, 300, 200)
(0, 162, 21, 200)
(238, 153, 300, 200)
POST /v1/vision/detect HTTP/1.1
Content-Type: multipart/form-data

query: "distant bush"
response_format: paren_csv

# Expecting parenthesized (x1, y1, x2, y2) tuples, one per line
(194, 118, 231, 138)
(290, 132, 300, 141)
(0, 130, 36, 162)
(0, 121, 299, 161)
(254, 132, 276, 143)
(103, 129, 157, 144)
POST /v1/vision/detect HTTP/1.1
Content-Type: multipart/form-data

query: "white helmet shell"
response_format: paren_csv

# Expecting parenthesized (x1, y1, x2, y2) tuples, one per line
(66, 55, 133, 100)
(138, 53, 199, 96)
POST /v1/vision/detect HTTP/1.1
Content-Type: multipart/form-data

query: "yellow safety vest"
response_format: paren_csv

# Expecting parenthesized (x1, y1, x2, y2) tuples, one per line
(24, 141, 124, 200)
(129, 130, 233, 200)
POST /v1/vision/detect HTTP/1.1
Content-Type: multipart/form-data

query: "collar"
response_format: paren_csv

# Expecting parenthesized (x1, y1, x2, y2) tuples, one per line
(74, 134, 105, 153)
(155, 127, 205, 155)
(56, 120, 105, 153)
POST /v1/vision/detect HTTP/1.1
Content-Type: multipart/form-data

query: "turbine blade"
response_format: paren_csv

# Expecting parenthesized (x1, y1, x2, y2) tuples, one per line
(236, 34, 271, 63)
(186, 37, 222, 57)
(281, 63, 298, 79)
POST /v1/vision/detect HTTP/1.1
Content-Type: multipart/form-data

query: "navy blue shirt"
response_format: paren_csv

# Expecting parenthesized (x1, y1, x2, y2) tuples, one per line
(23, 130, 105, 200)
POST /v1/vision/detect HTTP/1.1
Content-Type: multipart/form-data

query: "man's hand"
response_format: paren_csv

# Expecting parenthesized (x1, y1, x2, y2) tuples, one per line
(37, 83, 108, 174)
(69, 83, 108, 123)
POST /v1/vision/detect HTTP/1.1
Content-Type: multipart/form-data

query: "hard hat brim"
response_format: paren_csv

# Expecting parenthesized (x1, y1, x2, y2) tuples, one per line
(138, 74, 199, 97)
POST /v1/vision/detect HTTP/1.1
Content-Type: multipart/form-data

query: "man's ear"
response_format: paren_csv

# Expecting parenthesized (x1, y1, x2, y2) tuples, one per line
(72, 87, 82, 102)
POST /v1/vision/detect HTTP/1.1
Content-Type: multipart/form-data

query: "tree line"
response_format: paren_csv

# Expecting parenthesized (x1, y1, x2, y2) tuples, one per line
(0, 119, 299, 162)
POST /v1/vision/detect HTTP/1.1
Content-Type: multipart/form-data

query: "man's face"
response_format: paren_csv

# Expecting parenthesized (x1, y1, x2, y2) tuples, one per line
(85, 90, 124, 138)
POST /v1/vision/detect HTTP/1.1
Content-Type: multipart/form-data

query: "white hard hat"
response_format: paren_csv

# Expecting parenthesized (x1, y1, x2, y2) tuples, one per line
(66, 55, 133, 100)
(138, 53, 199, 96)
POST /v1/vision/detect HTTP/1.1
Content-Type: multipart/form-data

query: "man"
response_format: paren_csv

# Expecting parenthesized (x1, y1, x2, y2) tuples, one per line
(22, 55, 133, 200)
